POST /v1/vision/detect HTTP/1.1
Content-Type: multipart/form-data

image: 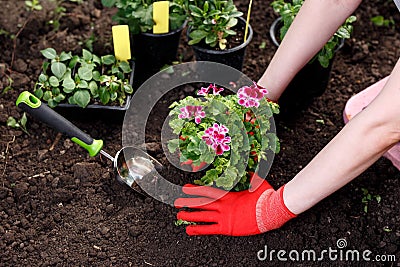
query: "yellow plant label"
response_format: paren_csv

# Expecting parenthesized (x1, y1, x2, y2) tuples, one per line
(153, 1, 169, 34)
(112, 25, 131, 61)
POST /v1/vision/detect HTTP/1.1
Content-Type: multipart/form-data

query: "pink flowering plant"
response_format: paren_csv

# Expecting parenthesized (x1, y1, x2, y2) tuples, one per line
(167, 83, 280, 191)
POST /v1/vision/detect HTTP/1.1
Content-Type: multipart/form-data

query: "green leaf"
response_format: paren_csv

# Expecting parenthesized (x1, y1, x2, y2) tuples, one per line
(99, 87, 110, 104)
(49, 76, 59, 87)
(43, 91, 52, 101)
(226, 18, 238, 28)
(6, 117, 18, 128)
(110, 91, 117, 101)
(124, 84, 133, 94)
(43, 61, 50, 73)
(59, 51, 72, 61)
(205, 34, 217, 45)
(101, 0, 116, 7)
(51, 62, 66, 79)
(169, 118, 185, 134)
(73, 90, 90, 108)
(167, 139, 180, 153)
(47, 99, 57, 108)
(88, 81, 98, 96)
(78, 80, 88, 89)
(92, 70, 101, 81)
(82, 49, 93, 61)
(53, 94, 65, 102)
(38, 73, 48, 83)
(51, 87, 60, 95)
(20, 113, 28, 127)
(189, 29, 208, 41)
(68, 55, 79, 69)
(111, 65, 119, 74)
(118, 61, 131, 73)
(78, 66, 93, 81)
(34, 88, 43, 99)
(101, 55, 115, 65)
(199, 150, 215, 164)
(62, 76, 75, 92)
(40, 48, 57, 59)
(92, 54, 101, 65)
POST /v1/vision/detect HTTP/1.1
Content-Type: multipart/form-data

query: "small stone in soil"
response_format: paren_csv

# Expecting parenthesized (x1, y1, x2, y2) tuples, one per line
(128, 225, 142, 237)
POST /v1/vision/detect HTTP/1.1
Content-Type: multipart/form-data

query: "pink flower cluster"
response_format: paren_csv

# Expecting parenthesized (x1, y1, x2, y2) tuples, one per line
(178, 105, 206, 124)
(237, 82, 268, 108)
(197, 84, 224, 96)
(202, 123, 231, 155)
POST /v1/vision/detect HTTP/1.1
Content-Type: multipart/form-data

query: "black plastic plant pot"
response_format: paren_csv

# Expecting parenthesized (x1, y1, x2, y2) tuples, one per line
(132, 22, 186, 84)
(189, 16, 253, 71)
(54, 63, 135, 122)
(270, 17, 343, 117)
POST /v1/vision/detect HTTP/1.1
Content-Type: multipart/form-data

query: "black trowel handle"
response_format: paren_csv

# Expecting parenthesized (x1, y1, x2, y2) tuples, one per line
(16, 91, 103, 157)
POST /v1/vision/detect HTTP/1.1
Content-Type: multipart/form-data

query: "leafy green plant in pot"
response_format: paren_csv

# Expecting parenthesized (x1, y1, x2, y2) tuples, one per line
(33, 48, 134, 120)
(101, 0, 187, 83)
(270, 0, 356, 116)
(167, 82, 280, 191)
(186, 0, 253, 71)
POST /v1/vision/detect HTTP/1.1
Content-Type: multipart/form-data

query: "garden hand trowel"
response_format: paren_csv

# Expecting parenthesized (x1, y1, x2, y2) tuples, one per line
(16, 91, 163, 196)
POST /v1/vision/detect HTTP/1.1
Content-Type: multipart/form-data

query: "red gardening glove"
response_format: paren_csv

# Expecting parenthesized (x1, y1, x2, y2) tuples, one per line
(174, 174, 296, 236)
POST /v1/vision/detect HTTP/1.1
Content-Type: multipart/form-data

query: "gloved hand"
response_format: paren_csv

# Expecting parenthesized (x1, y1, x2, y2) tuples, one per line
(174, 174, 296, 236)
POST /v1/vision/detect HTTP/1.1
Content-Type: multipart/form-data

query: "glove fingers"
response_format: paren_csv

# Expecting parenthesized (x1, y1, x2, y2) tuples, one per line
(185, 224, 221, 236)
(174, 197, 217, 209)
(177, 210, 219, 223)
(182, 184, 228, 199)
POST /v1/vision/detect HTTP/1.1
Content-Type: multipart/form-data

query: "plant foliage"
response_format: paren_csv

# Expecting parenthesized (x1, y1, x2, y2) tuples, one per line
(186, 0, 243, 50)
(168, 83, 280, 191)
(101, 0, 187, 34)
(34, 48, 133, 108)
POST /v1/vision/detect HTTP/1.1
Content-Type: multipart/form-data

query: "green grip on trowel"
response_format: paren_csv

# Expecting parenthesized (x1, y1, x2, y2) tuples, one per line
(16, 91, 103, 157)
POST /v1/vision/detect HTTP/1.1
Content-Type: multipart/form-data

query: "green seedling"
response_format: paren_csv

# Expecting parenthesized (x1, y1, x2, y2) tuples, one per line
(371, 15, 395, 28)
(3, 76, 14, 94)
(175, 219, 196, 226)
(0, 29, 10, 37)
(25, 0, 42, 11)
(78, 31, 97, 52)
(47, 0, 84, 32)
(361, 187, 381, 213)
(383, 226, 392, 233)
(34, 48, 133, 108)
(7, 112, 29, 135)
(259, 41, 267, 49)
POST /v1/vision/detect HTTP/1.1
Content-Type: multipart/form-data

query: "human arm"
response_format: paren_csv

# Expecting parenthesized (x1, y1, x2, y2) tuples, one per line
(284, 58, 400, 214)
(258, 0, 362, 101)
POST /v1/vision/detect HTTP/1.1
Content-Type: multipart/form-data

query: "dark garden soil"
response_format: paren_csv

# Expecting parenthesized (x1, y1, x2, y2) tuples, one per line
(0, 0, 399, 266)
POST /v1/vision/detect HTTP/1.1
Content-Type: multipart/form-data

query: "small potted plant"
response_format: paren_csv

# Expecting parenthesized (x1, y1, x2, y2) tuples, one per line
(101, 0, 187, 82)
(167, 82, 280, 191)
(186, 0, 253, 71)
(270, 0, 356, 116)
(33, 47, 134, 120)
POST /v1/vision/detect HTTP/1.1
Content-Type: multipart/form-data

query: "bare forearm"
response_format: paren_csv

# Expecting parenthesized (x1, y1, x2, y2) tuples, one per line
(283, 58, 400, 214)
(258, 0, 361, 101)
